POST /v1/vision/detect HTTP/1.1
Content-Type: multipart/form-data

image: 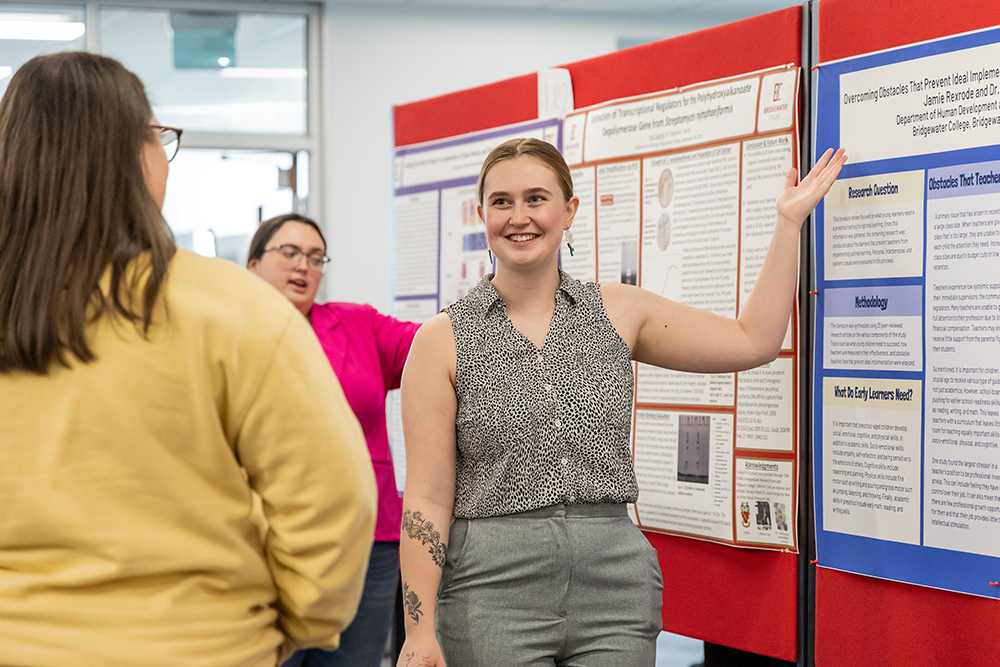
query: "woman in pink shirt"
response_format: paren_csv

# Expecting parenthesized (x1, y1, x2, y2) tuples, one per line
(248, 214, 419, 667)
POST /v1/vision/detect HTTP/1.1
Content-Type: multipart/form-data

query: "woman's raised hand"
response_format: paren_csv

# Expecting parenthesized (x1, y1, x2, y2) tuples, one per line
(775, 147, 848, 228)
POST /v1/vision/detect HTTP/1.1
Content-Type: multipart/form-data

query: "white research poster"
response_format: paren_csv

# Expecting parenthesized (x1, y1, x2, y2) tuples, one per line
(563, 66, 802, 550)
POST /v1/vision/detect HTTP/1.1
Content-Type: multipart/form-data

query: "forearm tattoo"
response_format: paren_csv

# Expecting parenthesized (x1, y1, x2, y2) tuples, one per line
(401, 510, 447, 567)
(404, 650, 434, 666)
(402, 581, 424, 624)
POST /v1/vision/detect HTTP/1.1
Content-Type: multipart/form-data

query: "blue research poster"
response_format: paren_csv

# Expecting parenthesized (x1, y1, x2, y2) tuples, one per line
(814, 26, 1000, 598)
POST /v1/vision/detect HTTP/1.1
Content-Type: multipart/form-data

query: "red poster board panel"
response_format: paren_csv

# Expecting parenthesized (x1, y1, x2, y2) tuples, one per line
(647, 532, 798, 662)
(815, 567, 1000, 667)
(818, 0, 1000, 64)
(565, 6, 801, 110)
(394, 6, 802, 147)
(393, 73, 537, 148)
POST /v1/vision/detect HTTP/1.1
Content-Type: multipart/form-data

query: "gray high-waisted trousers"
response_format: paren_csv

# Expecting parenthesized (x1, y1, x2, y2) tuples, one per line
(436, 503, 663, 667)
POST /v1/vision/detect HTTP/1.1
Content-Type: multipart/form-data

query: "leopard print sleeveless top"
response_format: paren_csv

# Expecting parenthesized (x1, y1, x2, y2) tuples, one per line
(445, 270, 637, 519)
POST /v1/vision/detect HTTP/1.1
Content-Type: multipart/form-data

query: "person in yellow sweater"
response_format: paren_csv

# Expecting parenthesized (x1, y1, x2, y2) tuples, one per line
(0, 52, 377, 667)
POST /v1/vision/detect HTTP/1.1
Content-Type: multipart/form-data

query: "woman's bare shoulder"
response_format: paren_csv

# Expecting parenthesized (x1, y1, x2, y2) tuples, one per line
(404, 312, 457, 381)
(412, 311, 454, 346)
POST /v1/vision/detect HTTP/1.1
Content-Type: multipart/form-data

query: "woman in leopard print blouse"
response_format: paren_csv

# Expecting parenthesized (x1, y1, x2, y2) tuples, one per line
(397, 138, 846, 667)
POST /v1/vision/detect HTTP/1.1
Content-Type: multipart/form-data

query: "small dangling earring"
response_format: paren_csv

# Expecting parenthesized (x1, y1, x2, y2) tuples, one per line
(488, 247, 494, 263)
(564, 229, 575, 257)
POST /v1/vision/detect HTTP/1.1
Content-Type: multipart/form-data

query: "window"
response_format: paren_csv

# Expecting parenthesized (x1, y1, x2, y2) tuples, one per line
(163, 148, 310, 263)
(0, 1, 327, 274)
(0, 5, 86, 98)
(100, 8, 308, 134)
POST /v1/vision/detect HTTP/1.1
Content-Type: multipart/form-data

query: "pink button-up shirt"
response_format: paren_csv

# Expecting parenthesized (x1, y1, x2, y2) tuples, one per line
(310, 302, 419, 542)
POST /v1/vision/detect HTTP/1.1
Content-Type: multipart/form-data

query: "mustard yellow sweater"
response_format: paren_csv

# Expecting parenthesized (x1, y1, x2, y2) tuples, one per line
(0, 250, 376, 667)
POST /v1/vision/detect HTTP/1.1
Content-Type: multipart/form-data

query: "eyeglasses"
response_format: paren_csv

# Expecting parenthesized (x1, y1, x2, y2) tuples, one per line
(264, 244, 331, 273)
(151, 125, 183, 163)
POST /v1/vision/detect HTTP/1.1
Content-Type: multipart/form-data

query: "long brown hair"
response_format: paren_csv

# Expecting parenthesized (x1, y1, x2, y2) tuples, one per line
(0, 52, 175, 374)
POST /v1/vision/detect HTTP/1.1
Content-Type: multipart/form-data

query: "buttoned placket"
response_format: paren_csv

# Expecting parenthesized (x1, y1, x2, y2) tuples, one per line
(485, 274, 584, 506)
(548, 290, 577, 502)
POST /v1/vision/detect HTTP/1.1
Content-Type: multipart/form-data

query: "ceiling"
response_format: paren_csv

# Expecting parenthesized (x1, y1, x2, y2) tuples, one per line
(294, 0, 803, 24)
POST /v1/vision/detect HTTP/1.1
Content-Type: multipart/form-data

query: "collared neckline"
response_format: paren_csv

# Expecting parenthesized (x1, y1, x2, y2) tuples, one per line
(465, 269, 584, 318)
(307, 302, 343, 331)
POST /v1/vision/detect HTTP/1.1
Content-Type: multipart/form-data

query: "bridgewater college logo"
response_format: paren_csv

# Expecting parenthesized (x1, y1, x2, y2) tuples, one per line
(740, 501, 751, 528)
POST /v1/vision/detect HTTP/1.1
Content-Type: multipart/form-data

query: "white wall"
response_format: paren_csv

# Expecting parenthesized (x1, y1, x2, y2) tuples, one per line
(320, 5, 713, 311)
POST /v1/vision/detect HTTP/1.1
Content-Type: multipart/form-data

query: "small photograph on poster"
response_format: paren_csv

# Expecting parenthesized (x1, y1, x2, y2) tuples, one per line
(620, 239, 639, 286)
(774, 501, 789, 531)
(678, 414, 711, 484)
(658, 166, 675, 208)
(755, 500, 772, 531)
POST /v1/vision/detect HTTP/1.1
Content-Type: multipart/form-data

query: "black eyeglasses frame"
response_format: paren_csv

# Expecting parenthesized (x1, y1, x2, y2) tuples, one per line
(151, 125, 184, 163)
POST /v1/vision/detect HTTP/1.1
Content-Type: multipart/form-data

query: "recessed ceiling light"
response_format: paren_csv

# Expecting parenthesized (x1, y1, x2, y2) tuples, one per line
(217, 57, 231, 67)
(0, 20, 85, 42)
(0, 13, 77, 22)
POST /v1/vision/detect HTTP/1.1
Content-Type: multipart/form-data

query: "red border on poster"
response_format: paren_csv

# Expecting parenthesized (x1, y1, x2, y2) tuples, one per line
(393, 7, 803, 660)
